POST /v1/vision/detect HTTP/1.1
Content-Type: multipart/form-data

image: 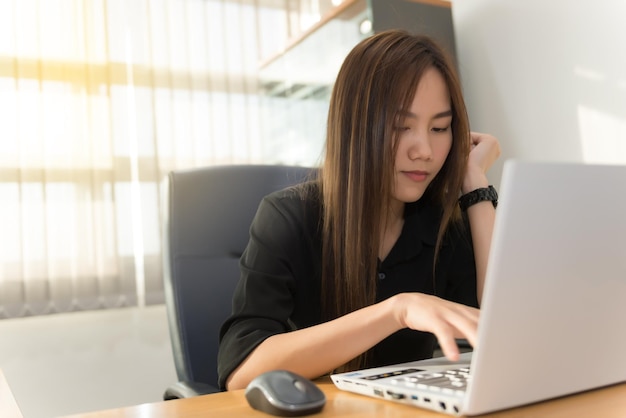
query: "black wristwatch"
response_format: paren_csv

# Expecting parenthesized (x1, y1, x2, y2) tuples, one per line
(458, 185, 498, 211)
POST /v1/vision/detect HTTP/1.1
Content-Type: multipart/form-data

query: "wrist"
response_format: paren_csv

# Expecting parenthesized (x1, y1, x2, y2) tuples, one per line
(387, 294, 410, 330)
(462, 169, 488, 194)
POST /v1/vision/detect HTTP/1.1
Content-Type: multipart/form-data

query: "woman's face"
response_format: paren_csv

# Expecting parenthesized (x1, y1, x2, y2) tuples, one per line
(392, 67, 453, 207)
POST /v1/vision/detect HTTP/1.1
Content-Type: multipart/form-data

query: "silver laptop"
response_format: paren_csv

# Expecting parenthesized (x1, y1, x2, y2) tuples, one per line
(332, 160, 626, 416)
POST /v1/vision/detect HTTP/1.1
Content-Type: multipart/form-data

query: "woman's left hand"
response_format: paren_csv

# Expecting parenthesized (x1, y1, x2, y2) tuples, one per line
(463, 132, 501, 193)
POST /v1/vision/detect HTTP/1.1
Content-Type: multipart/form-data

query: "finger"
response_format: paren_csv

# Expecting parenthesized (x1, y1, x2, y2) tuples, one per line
(447, 314, 479, 348)
(432, 325, 460, 361)
(430, 308, 477, 361)
(442, 305, 480, 347)
(469, 132, 479, 149)
(470, 131, 483, 144)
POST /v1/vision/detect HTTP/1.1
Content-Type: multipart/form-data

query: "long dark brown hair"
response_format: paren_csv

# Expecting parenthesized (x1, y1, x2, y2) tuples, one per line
(317, 30, 471, 371)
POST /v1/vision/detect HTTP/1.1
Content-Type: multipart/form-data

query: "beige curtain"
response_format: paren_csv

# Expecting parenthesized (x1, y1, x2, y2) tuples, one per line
(0, 0, 328, 318)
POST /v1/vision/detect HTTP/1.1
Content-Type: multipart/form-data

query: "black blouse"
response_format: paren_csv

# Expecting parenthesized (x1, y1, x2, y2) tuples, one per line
(217, 183, 478, 389)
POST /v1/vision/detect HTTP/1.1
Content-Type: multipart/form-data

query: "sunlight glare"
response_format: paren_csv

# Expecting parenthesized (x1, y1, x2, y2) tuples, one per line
(577, 105, 626, 164)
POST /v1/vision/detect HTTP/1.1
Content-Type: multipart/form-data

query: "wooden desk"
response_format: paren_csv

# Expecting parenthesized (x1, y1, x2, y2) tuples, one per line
(0, 369, 24, 418)
(64, 380, 626, 418)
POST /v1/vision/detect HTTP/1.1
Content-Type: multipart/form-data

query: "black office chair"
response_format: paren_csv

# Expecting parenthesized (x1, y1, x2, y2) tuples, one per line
(162, 164, 314, 400)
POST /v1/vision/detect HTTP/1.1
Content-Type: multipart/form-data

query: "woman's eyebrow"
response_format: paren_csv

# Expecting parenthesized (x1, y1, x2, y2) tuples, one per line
(398, 109, 453, 120)
(432, 110, 453, 119)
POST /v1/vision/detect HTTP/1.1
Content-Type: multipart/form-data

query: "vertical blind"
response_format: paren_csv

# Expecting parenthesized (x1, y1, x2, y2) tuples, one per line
(0, 0, 328, 318)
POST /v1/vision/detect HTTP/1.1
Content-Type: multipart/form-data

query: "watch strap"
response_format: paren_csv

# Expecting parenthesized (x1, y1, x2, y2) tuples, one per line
(459, 185, 498, 211)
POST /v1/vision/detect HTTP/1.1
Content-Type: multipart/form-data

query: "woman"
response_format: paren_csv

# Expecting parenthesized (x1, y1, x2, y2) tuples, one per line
(218, 29, 501, 390)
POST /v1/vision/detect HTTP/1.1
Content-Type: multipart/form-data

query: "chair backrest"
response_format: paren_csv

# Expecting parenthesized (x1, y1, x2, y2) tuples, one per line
(162, 164, 314, 389)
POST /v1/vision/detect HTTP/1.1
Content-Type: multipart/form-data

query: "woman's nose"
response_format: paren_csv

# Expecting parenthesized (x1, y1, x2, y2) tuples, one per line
(407, 133, 432, 161)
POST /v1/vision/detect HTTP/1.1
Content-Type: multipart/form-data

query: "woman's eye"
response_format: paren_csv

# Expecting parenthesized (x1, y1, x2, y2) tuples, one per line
(394, 126, 410, 132)
(432, 126, 450, 133)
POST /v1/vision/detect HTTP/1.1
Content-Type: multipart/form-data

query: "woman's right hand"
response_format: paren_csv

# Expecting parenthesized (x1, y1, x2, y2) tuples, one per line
(391, 293, 480, 361)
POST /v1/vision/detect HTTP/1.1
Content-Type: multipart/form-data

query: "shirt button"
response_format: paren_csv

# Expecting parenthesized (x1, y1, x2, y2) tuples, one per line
(378, 272, 386, 280)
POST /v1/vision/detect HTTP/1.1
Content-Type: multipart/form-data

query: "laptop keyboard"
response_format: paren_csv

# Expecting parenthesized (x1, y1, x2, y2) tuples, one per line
(389, 367, 471, 396)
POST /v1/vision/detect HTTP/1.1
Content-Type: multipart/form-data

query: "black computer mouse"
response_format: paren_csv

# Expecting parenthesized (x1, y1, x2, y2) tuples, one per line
(245, 370, 326, 417)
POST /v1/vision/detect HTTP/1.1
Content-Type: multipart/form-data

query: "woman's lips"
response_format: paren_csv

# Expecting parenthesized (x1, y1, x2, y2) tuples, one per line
(402, 170, 429, 182)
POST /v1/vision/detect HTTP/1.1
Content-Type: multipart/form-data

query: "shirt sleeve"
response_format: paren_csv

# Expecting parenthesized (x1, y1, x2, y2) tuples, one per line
(217, 189, 314, 389)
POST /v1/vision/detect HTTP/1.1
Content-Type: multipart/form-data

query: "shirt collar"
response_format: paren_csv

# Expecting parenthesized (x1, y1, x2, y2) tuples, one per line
(382, 199, 442, 265)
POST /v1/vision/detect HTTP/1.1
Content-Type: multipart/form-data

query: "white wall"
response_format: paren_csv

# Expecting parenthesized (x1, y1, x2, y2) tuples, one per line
(452, 0, 626, 187)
